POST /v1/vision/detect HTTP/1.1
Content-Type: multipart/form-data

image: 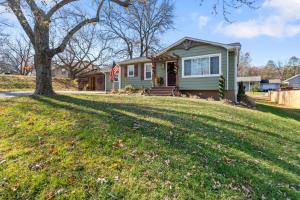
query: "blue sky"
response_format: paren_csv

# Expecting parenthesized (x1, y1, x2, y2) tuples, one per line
(1, 0, 299, 67)
(162, 0, 300, 66)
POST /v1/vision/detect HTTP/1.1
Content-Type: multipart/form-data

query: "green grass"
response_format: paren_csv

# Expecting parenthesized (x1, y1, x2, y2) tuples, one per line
(0, 95, 299, 199)
(0, 75, 78, 92)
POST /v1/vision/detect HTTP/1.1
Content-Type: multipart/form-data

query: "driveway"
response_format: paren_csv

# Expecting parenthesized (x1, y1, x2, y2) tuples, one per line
(0, 91, 106, 98)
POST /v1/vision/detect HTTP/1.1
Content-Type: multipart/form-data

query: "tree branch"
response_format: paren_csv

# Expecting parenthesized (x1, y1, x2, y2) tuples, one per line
(50, 0, 107, 55)
(7, 0, 35, 45)
(46, 0, 79, 19)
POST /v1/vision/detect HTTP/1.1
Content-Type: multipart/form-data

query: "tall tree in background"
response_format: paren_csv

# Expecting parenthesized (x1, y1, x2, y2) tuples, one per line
(3, 36, 34, 75)
(0, 0, 130, 95)
(286, 56, 300, 77)
(238, 52, 252, 76)
(55, 26, 114, 79)
(104, 0, 174, 59)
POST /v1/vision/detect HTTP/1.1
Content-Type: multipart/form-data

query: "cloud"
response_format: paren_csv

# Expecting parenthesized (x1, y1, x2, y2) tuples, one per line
(198, 16, 209, 29)
(216, 0, 300, 38)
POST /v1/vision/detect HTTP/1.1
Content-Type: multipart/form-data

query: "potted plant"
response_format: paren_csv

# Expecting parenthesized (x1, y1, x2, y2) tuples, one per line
(156, 77, 164, 86)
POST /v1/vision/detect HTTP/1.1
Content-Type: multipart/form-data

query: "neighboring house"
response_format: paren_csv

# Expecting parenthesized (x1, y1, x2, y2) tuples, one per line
(31, 65, 70, 78)
(51, 65, 70, 78)
(79, 37, 241, 101)
(283, 74, 300, 88)
(260, 79, 281, 91)
(31, 62, 97, 78)
(237, 76, 261, 92)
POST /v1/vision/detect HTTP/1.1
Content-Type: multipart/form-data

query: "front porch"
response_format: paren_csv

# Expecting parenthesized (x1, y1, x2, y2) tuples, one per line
(148, 53, 180, 88)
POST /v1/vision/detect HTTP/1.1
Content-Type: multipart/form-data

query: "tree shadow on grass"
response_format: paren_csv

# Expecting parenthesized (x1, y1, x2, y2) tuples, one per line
(29, 95, 300, 199)
(255, 101, 300, 122)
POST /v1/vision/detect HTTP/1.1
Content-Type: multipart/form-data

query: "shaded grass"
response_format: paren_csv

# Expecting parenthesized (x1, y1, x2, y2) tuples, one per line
(0, 95, 299, 199)
(0, 75, 78, 92)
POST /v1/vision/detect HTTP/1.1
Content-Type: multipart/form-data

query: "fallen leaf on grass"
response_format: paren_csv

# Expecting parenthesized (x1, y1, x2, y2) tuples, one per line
(223, 156, 232, 163)
(45, 191, 55, 200)
(28, 162, 44, 171)
(97, 177, 108, 184)
(114, 140, 125, 149)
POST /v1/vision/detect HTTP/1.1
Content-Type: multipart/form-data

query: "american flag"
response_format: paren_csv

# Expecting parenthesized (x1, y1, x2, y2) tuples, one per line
(110, 64, 120, 81)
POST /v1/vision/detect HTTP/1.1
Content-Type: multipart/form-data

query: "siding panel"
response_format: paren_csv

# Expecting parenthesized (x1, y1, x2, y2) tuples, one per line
(169, 44, 229, 90)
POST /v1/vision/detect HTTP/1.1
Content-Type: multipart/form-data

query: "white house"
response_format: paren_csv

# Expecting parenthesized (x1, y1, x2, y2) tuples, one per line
(283, 74, 300, 88)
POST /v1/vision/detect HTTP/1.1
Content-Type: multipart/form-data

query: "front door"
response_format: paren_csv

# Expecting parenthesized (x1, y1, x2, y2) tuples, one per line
(167, 62, 176, 86)
(96, 74, 105, 91)
(90, 76, 96, 90)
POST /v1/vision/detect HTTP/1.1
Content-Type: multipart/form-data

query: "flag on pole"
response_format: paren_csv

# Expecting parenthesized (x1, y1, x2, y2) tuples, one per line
(110, 64, 120, 81)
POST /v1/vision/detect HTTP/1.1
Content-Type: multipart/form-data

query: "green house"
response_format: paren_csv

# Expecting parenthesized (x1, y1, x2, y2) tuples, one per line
(109, 37, 240, 102)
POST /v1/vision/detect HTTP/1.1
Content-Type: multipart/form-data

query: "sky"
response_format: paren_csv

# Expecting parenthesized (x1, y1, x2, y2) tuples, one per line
(1, 0, 300, 67)
(162, 0, 300, 66)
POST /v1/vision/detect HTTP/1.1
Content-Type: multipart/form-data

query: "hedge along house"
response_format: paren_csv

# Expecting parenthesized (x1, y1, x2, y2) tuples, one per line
(113, 37, 241, 101)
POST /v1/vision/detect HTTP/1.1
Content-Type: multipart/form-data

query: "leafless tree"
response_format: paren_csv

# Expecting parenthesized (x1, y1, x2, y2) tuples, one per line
(104, 0, 174, 59)
(238, 52, 252, 76)
(3, 36, 34, 75)
(0, 0, 130, 95)
(200, 0, 258, 22)
(54, 25, 114, 79)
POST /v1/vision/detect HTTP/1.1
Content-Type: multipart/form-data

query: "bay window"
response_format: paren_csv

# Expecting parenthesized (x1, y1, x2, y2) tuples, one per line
(182, 54, 221, 78)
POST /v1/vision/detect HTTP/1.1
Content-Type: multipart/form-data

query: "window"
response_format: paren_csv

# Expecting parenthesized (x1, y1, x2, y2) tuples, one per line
(127, 65, 134, 77)
(144, 63, 152, 80)
(182, 54, 221, 78)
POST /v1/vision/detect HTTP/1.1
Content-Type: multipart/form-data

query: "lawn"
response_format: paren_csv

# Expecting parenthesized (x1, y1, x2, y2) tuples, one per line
(0, 75, 78, 92)
(0, 95, 299, 199)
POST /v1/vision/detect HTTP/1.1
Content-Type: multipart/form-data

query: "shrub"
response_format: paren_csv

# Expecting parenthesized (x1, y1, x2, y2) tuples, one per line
(124, 85, 139, 93)
(237, 82, 246, 102)
(219, 75, 225, 100)
(251, 83, 261, 92)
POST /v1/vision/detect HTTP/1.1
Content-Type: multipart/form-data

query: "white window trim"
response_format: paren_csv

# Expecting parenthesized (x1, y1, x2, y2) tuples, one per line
(127, 65, 135, 77)
(144, 63, 152, 80)
(227, 50, 229, 90)
(181, 53, 222, 78)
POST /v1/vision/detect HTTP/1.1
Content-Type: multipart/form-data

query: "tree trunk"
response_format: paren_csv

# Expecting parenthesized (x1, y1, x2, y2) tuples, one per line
(34, 51, 54, 95)
(70, 71, 76, 80)
(33, 25, 55, 95)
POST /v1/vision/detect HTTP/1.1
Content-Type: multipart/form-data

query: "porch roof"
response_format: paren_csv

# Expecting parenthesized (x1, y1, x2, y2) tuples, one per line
(148, 52, 180, 63)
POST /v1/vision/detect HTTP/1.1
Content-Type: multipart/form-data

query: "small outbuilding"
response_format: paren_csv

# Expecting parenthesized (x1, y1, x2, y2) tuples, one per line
(77, 66, 113, 92)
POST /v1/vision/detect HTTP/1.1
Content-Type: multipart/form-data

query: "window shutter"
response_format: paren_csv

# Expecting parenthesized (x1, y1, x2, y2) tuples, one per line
(134, 64, 138, 77)
(141, 63, 144, 80)
(124, 65, 127, 77)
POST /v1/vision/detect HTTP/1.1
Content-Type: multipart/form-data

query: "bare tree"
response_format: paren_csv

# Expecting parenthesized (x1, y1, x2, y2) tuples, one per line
(238, 52, 252, 76)
(200, 0, 258, 22)
(3, 36, 34, 75)
(104, 0, 174, 59)
(1, 0, 130, 95)
(55, 26, 114, 79)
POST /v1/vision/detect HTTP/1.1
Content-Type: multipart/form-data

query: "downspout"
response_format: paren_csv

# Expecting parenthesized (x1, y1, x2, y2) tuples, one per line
(234, 48, 239, 103)
(104, 73, 107, 93)
(119, 66, 122, 90)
